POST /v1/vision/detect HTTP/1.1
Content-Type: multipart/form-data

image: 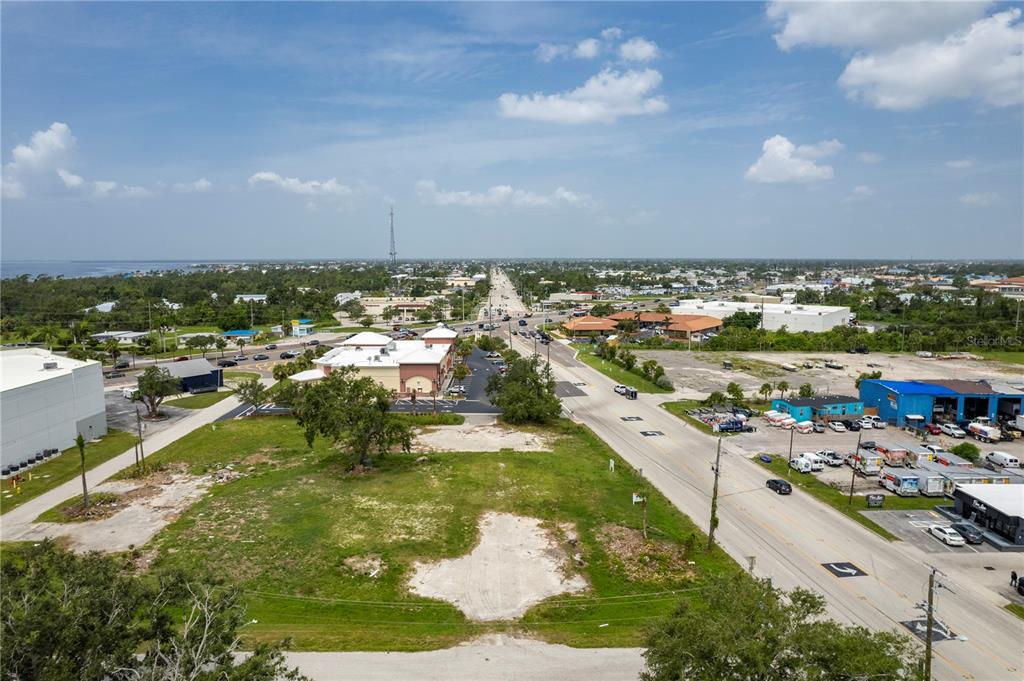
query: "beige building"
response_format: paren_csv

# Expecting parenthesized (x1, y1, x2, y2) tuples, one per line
(359, 295, 449, 323)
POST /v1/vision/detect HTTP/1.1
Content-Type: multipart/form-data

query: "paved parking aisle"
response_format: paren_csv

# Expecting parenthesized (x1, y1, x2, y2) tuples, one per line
(862, 510, 999, 553)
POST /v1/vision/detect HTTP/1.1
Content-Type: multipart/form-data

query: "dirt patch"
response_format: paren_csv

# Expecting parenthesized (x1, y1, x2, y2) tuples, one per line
(242, 452, 276, 466)
(408, 513, 587, 621)
(414, 424, 552, 453)
(344, 554, 386, 578)
(596, 524, 695, 584)
(23, 473, 216, 553)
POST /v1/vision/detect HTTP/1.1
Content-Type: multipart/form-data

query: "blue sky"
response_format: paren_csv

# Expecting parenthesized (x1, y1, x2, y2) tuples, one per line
(2, 2, 1021, 260)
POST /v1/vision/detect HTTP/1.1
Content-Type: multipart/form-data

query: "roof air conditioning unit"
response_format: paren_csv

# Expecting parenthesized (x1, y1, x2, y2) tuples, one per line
(43, 361, 58, 370)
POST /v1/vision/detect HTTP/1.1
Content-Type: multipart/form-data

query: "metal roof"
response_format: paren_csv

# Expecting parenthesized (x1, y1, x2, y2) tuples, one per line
(865, 380, 958, 396)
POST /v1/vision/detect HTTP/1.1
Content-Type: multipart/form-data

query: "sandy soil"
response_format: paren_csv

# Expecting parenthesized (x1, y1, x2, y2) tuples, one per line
(22, 474, 212, 552)
(414, 424, 552, 453)
(408, 513, 587, 620)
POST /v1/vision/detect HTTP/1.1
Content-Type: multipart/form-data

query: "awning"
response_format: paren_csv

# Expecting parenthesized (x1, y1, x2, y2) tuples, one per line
(905, 414, 925, 421)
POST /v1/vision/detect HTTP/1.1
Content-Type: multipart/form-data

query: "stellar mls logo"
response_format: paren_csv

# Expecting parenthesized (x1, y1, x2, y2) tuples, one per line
(965, 336, 1024, 347)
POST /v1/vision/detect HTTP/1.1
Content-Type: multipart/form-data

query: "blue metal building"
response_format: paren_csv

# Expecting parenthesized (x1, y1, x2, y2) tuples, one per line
(770, 395, 864, 422)
(859, 379, 1024, 426)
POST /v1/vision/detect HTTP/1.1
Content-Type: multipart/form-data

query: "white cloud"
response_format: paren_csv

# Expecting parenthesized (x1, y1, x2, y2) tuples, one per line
(248, 171, 353, 196)
(3, 122, 76, 198)
(959, 192, 999, 206)
(91, 180, 150, 198)
(601, 26, 623, 41)
(619, 37, 659, 61)
(498, 68, 668, 124)
(57, 168, 84, 188)
(856, 152, 883, 164)
(173, 177, 212, 193)
(946, 158, 976, 169)
(744, 134, 840, 184)
(846, 185, 876, 202)
(535, 43, 567, 63)
(119, 185, 151, 198)
(794, 139, 844, 160)
(767, 1, 989, 51)
(839, 10, 1024, 111)
(416, 180, 589, 208)
(574, 38, 601, 59)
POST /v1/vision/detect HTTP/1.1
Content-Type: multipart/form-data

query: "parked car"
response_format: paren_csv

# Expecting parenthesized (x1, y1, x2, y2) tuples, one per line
(518, 319, 528, 326)
(929, 525, 965, 547)
(280, 351, 297, 359)
(113, 360, 130, 369)
(613, 385, 628, 395)
(463, 327, 473, 333)
(766, 479, 792, 494)
(924, 423, 942, 435)
(857, 417, 875, 429)
(265, 343, 278, 350)
(122, 387, 138, 399)
(812, 422, 826, 433)
(233, 355, 248, 361)
(789, 458, 812, 473)
(841, 419, 861, 431)
(217, 359, 237, 367)
(818, 450, 845, 466)
(253, 354, 269, 361)
(828, 421, 847, 432)
(485, 352, 502, 360)
(174, 356, 190, 362)
(940, 423, 966, 438)
(949, 523, 984, 544)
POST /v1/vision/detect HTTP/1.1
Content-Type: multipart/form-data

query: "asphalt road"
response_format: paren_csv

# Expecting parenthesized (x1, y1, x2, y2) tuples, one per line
(496, 269, 1023, 681)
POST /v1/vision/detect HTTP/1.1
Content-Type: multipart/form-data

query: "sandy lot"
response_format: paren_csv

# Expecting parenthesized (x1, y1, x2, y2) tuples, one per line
(408, 513, 587, 620)
(634, 350, 1023, 399)
(415, 424, 553, 453)
(21, 473, 212, 553)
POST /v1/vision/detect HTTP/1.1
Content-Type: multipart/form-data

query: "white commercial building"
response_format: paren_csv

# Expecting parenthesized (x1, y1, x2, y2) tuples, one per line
(0, 349, 108, 471)
(670, 299, 852, 333)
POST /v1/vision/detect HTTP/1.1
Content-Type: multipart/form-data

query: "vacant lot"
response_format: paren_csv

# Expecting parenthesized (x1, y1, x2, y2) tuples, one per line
(136, 417, 735, 651)
(573, 345, 672, 394)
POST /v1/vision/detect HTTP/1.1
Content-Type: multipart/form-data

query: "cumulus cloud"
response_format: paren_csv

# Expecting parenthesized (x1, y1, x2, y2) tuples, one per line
(57, 169, 84, 188)
(601, 26, 623, 41)
(574, 38, 601, 59)
(959, 192, 999, 206)
(90, 180, 150, 198)
(620, 37, 659, 61)
(498, 68, 668, 124)
(173, 178, 212, 193)
(857, 152, 883, 164)
(839, 10, 1024, 110)
(744, 134, 840, 184)
(767, 1, 989, 51)
(946, 158, 976, 169)
(535, 43, 568, 63)
(248, 171, 353, 196)
(2, 122, 76, 198)
(416, 180, 589, 208)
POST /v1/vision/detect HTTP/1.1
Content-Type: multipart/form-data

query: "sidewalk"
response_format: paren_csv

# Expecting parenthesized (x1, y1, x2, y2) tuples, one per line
(1, 392, 246, 540)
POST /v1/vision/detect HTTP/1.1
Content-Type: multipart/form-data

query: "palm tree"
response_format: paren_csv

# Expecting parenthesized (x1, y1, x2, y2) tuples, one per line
(760, 383, 773, 403)
(235, 337, 247, 356)
(75, 434, 89, 511)
(103, 338, 122, 369)
(777, 380, 789, 400)
(215, 337, 228, 358)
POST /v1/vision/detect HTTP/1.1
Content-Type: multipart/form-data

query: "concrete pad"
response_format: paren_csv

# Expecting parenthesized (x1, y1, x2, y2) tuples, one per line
(414, 424, 552, 453)
(408, 513, 587, 620)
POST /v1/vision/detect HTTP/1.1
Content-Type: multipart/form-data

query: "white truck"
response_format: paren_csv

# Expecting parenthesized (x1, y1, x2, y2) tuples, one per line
(967, 417, 1001, 443)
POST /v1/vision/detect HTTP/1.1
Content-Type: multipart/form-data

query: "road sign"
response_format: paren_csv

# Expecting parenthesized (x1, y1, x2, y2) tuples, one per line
(866, 493, 885, 508)
(822, 562, 867, 578)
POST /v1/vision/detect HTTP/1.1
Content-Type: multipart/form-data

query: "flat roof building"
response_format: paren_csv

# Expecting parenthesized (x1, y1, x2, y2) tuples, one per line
(860, 379, 1024, 427)
(771, 395, 864, 423)
(670, 299, 852, 333)
(951, 484, 1024, 545)
(0, 349, 107, 471)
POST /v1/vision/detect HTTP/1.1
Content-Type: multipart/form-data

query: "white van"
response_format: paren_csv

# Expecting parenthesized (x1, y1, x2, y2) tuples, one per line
(790, 457, 812, 473)
(799, 453, 825, 472)
(985, 451, 1021, 469)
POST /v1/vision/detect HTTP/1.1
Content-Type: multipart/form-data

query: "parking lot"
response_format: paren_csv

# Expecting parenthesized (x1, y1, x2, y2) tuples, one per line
(865, 510, 999, 554)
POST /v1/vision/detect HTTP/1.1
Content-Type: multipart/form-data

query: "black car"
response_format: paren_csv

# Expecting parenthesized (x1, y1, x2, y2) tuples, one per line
(306, 339, 320, 346)
(766, 479, 792, 495)
(841, 419, 862, 431)
(280, 351, 297, 359)
(950, 523, 984, 544)
(114, 360, 130, 369)
(217, 359, 237, 367)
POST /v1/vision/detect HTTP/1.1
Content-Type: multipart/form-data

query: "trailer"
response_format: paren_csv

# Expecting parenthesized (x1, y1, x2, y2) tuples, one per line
(873, 442, 910, 467)
(967, 417, 1001, 443)
(851, 450, 883, 476)
(879, 468, 920, 496)
(914, 470, 947, 497)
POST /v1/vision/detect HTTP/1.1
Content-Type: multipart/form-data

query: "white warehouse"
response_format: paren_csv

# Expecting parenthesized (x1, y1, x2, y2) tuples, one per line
(670, 299, 852, 333)
(0, 349, 108, 471)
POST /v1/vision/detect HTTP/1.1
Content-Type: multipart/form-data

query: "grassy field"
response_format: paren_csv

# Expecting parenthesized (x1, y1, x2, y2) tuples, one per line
(693, 352, 785, 379)
(573, 346, 672, 394)
(223, 371, 261, 382)
(139, 417, 737, 650)
(978, 350, 1024, 366)
(755, 455, 947, 541)
(1006, 603, 1024, 620)
(0, 430, 136, 515)
(660, 401, 737, 437)
(165, 391, 234, 409)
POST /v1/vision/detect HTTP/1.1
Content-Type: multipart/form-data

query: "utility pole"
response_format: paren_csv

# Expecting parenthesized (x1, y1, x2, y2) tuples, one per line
(249, 299, 255, 330)
(135, 406, 146, 472)
(785, 425, 795, 477)
(707, 437, 722, 551)
(923, 567, 938, 681)
(848, 428, 864, 506)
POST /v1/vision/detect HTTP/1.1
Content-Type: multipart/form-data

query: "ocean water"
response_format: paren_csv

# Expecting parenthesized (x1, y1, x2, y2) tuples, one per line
(1, 260, 225, 279)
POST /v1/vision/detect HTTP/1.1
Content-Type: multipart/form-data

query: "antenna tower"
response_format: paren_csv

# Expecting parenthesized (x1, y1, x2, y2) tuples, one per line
(388, 206, 397, 270)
